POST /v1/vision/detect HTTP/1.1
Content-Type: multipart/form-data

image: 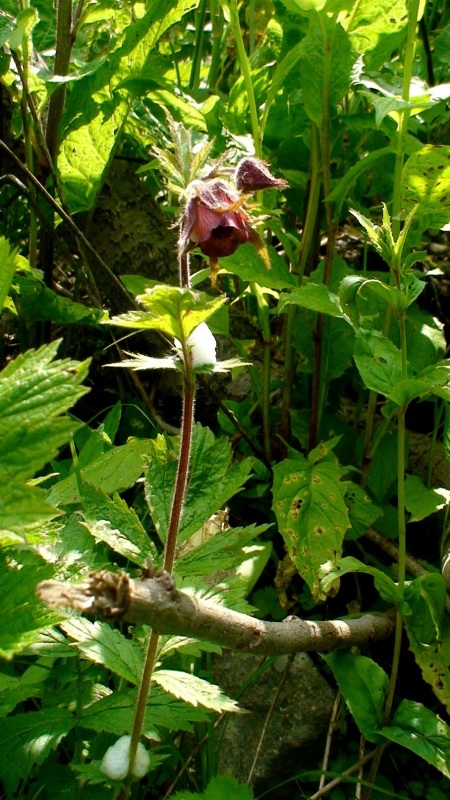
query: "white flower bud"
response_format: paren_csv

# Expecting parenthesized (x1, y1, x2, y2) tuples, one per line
(175, 322, 217, 368)
(100, 735, 150, 781)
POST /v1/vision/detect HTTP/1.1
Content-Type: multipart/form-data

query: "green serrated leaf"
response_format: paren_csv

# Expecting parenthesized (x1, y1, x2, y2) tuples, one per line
(277, 282, 343, 317)
(272, 454, 350, 598)
(0, 236, 17, 311)
(14, 274, 105, 325)
(145, 424, 252, 546)
(401, 145, 450, 229)
(171, 775, 255, 800)
(107, 285, 226, 342)
(48, 438, 152, 505)
(219, 244, 296, 290)
(0, 551, 60, 659)
(299, 18, 354, 127)
(153, 670, 240, 713)
(80, 686, 210, 735)
(403, 575, 450, 715)
(0, 483, 60, 536)
(0, 341, 89, 443)
(323, 650, 388, 742)
(382, 700, 450, 778)
(0, 707, 75, 796)
(62, 618, 144, 685)
(80, 484, 157, 566)
(59, 0, 198, 212)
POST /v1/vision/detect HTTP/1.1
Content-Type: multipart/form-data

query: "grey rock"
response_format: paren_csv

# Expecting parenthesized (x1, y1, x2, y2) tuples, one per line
(213, 651, 334, 797)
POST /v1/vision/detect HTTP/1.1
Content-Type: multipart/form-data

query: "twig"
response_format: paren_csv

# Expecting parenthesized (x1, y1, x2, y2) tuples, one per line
(37, 571, 396, 656)
(309, 749, 378, 800)
(365, 527, 450, 613)
(318, 691, 341, 792)
(0, 138, 133, 307)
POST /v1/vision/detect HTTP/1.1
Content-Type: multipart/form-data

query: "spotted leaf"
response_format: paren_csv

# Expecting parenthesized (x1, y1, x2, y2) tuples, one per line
(272, 453, 350, 599)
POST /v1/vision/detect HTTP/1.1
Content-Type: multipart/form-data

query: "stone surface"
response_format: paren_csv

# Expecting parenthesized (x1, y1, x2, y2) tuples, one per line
(213, 651, 334, 798)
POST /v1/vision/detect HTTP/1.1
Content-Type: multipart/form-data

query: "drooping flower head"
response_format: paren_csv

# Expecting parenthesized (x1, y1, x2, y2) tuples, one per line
(178, 158, 287, 285)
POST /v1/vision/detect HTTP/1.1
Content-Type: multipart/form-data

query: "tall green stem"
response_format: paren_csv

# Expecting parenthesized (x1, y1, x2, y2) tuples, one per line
(309, 18, 336, 450)
(229, 0, 273, 458)
(362, 0, 420, 473)
(229, 0, 261, 158)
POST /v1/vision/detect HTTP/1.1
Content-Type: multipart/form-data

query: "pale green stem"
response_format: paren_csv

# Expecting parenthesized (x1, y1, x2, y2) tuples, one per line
(229, 0, 261, 158)
(229, 0, 272, 456)
(362, 0, 420, 476)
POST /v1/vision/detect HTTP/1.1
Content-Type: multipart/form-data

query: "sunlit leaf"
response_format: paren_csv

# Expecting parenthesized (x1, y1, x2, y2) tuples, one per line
(153, 670, 240, 712)
(272, 453, 350, 599)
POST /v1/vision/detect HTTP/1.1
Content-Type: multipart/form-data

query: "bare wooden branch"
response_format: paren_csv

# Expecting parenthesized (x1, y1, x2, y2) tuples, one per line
(37, 571, 395, 656)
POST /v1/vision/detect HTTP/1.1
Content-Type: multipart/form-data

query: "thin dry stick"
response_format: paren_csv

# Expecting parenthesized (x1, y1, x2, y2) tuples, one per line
(162, 713, 227, 800)
(246, 655, 294, 785)
(318, 690, 341, 792)
(365, 527, 450, 613)
(355, 735, 366, 800)
(0, 138, 132, 305)
(309, 749, 378, 800)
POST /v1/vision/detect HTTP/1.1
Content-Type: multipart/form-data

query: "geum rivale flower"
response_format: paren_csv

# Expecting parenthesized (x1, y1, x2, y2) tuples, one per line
(178, 177, 270, 286)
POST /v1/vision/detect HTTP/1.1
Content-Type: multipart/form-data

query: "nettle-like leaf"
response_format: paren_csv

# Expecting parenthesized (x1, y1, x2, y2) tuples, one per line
(0, 707, 75, 796)
(0, 340, 89, 483)
(171, 775, 255, 800)
(382, 700, 450, 779)
(107, 285, 226, 343)
(80, 686, 210, 735)
(62, 618, 144, 686)
(79, 484, 158, 567)
(323, 651, 388, 743)
(58, 0, 198, 212)
(0, 235, 17, 310)
(401, 145, 450, 229)
(272, 448, 350, 599)
(402, 574, 450, 715)
(153, 670, 240, 713)
(145, 423, 252, 546)
(48, 438, 153, 505)
(299, 16, 354, 127)
(0, 550, 60, 659)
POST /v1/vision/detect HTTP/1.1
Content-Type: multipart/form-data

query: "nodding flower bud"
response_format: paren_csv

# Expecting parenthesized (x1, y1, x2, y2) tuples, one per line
(234, 157, 288, 193)
(178, 178, 269, 285)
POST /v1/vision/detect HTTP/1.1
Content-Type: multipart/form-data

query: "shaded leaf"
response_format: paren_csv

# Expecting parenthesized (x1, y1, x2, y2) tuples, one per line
(171, 775, 254, 800)
(80, 484, 158, 566)
(0, 707, 75, 796)
(323, 650, 388, 742)
(403, 575, 450, 715)
(62, 618, 144, 685)
(145, 424, 252, 546)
